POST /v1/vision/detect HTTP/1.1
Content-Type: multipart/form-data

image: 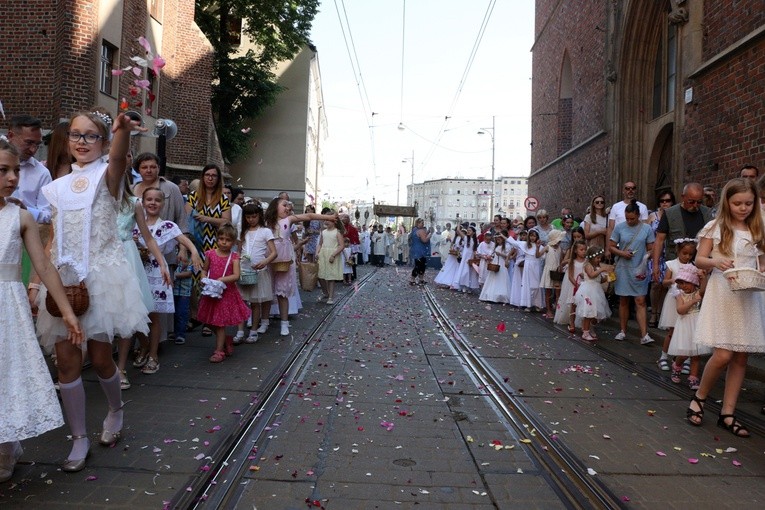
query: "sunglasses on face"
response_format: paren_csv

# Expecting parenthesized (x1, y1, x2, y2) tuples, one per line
(624, 186, 637, 191)
(594, 200, 604, 204)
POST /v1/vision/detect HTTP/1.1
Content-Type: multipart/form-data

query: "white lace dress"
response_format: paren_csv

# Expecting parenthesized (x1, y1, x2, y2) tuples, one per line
(696, 223, 765, 352)
(134, 219, 181, 313)
(0, 203, 64, 442)
(37, 160, 150, 348)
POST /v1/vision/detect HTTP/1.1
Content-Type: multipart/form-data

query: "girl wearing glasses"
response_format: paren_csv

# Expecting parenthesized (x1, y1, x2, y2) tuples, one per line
(36, 109, 151, 472)
(583, 196, 608, 249)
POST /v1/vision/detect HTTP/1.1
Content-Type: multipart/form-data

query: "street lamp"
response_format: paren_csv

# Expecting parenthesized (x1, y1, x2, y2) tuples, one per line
(402, 150, 414, 205)
(477, 116, 495, 223)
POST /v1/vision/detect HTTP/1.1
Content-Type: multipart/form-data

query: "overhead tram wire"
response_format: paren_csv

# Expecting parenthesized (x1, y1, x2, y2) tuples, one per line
(418, 0, 497, 171)
(400, 0, 406, 126)
(334, 0, 378, 183)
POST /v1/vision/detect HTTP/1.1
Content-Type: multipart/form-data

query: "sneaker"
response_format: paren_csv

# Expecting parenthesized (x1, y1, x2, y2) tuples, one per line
(120, 370, 131, 390)
(326, 299, 335, 305)
(687, 376, 700, 390)
(257, 321, 269, 334)
(132, 352, 149, 368)
(174, 336, 186, 345)
(681, 358, 691, 375)
(657, 358, 670, 371)
(142, 357, 159, 375)
(245, 331, 258, 344)
(640, 334, 654, 345)
(233, 331, 245, 345)
(614, 331, 626, 341)
(670, 363, 682, 384)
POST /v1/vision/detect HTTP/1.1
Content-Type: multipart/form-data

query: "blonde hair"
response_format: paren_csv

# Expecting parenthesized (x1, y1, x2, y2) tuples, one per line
(711, 178, 764, 256)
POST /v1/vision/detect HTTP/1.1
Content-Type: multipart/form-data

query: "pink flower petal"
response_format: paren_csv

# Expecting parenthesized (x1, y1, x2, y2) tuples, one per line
(138, 36, 153, 54)
(656, 451, 667, 457)
(111, 69, 124, 76)
(131, 67, 142, 77)
(86, 475, 98, 481)
(732, 460, 742, 467)
(688, 458, 699, 464)
(135, 79, 151, 90)
(151, 55, 166, 75)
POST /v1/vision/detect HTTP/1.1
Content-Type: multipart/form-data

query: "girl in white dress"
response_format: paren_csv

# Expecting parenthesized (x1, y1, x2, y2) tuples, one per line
(452, 225, 479, 292)
(36, 111, 149, 472)
(236, 202, 276, 343)
(434, 234, 462, 287)
(509, 229, 545, 310)
(575, 246, 611, 341)
(555, 240, 586, 333)
(476, 235, 495, 286)
(479, 231, 511, 303)
(657, 240, 696, 372)
(667, 265, 711, 389)
(0, 141, 82, 483)
(508, 231, 527, 308)
(539, 229, 564, 318)
(133, 188, 201, 375)
(686, 178, 765, 437)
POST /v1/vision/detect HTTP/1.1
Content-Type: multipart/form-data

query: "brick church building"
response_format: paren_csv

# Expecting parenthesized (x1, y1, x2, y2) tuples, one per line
(0, 0, 222, 175)
(530, 0, 764, 215)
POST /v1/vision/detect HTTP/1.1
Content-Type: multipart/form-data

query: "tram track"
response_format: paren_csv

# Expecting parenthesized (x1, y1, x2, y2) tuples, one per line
(527, 314, 765, 437)
(169, 271, 375, 509)
(422, 286, 625, 510)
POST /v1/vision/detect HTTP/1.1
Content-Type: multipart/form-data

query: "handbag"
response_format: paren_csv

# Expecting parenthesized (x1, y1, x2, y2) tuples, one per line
(298, 261, 318, 291)
(45, 281, 89, 317)
(239, 268, 259, 286)
(201, 252, 232, 299)
(487, 253, 500, 273)
(724, 240, 765, 292)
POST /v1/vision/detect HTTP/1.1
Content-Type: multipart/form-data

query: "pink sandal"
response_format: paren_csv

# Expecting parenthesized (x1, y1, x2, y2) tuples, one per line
(209, 350, 226, 363)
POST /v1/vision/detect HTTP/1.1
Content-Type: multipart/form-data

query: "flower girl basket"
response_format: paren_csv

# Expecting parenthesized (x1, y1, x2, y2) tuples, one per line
(723, 241, 765, 292)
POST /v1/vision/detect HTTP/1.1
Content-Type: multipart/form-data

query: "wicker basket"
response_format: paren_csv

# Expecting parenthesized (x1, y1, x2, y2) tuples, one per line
(723, 267, 765, 292)
(723, 242, 765, 291)
(487, 262, 500, 273)
(272, 260, 293, 272)
(239, 269, 259, 286)
(45, 282, 90, 317)
(448, 248, 460, 257)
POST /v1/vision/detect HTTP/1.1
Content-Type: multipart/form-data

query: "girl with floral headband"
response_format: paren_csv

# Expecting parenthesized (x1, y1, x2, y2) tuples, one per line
(574, 246, 612, 341)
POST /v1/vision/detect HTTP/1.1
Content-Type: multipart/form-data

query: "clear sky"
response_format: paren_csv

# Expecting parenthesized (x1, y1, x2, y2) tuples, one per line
(309, 0, 535, 205)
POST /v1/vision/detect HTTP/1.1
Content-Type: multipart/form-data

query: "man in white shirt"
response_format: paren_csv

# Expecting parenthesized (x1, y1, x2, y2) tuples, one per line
(605, 180, 648, 259)
(7, 116, 51, 223)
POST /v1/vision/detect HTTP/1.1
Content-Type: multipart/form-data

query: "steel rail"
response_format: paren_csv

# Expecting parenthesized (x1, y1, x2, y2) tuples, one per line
(422, 287, 625, 510)
(168, 272, 375, 509)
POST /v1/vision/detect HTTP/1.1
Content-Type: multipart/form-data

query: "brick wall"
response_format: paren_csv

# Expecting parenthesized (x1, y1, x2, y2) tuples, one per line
(531, 0, 608, 213)
(682, 42, 765, 190)
(702, 0, 765, 60)
(0, 0, 221, 173)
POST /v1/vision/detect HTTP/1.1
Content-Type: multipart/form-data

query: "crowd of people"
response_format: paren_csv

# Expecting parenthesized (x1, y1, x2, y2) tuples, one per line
(423, 170, 765, 439)
(1, 109, 763, 484)
(0, 111, 341, 480)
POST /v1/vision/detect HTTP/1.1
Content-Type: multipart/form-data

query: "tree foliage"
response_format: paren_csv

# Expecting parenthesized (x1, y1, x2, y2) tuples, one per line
(195, 0, 320, 162)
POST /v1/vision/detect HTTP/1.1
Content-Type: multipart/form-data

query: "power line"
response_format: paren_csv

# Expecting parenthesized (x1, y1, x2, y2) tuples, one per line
(419, 0, 497, 171)
(333, 0, 378, 180)
(400, 0, 406, 124)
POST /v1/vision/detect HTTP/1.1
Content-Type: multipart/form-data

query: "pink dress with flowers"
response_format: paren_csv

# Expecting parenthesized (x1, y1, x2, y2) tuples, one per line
(197, 250, 251, 326)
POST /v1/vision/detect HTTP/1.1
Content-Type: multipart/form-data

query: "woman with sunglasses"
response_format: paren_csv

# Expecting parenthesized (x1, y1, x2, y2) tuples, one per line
(583, 196, 608, 249)
(646, 190, 677, 327)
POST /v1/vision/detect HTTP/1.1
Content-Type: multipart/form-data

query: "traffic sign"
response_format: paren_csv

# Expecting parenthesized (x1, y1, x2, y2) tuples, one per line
(524, 196, 540, 212)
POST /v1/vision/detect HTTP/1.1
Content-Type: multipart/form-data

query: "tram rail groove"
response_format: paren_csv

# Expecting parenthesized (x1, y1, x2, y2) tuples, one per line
(530, 314, 765, 437)
(169, 272, 375, 509)
(423, 287, 625, 510)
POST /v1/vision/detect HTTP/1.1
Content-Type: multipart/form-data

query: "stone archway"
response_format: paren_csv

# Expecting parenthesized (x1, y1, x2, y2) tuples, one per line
(648, 123, 674, 205)
(612, 1, 667, 203)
